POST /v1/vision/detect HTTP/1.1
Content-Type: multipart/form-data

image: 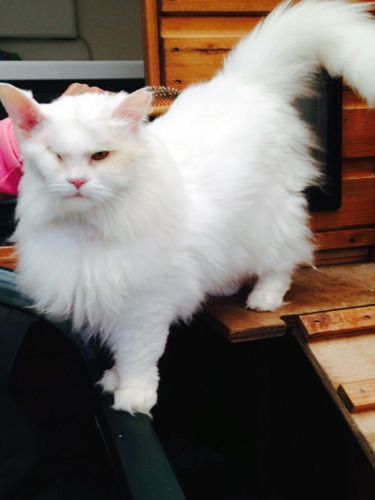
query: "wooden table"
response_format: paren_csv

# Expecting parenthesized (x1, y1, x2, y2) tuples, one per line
(3, 243, 375, 469)
(204, 262, 375, 468)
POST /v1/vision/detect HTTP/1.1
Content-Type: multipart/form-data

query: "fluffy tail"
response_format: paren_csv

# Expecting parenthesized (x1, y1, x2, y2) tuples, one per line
(223, 0, 375, 104)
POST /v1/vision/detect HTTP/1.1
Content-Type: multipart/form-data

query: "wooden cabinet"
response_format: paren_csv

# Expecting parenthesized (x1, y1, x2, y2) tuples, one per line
(141, 0, 375, 266)
(160, 0, 279, 12)
(160, 17, 258, 89)
(141, 2, 375, 477)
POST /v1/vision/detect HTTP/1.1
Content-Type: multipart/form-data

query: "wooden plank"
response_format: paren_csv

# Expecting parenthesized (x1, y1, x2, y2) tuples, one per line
(162, 0, 375, 13)
(338, 379, 375, 413)
(305, 335, 375, 395)
(141, 0, 162, 86)
(298, 306, 375, 342)
(310, 177, 375, 232)
(161, 17, 260, 88)
(314, 247, 370, 266)
(343, 88, 369, 109)
(342, 108, 375, 158)
(293, 333, 375, 467)
(161, 0, 278, 13)
(204, 263, 375, 342)
(161, 16, 260, 37)
(202, 293, 287, 342)
(313, 225, 375, 265)
(314, 228, 375, 252)
(163, 36, 236, 88)
(342, 159, 375, 180)
(0, 246, 17, 270)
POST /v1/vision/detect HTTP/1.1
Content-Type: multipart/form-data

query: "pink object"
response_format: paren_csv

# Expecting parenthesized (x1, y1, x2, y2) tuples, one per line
(0, 117, 23, 200)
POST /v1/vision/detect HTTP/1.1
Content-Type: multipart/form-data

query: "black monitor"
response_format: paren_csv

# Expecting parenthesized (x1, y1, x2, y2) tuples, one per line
(299, 73, 342, 212)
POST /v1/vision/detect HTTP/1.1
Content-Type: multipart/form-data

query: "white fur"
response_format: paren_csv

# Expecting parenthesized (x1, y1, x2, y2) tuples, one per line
(1, 0, 375, 414)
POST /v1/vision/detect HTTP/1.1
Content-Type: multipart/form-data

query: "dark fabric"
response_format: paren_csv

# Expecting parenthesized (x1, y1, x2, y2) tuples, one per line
(3, 321, 122, 500)
(0, 392, 60, 500)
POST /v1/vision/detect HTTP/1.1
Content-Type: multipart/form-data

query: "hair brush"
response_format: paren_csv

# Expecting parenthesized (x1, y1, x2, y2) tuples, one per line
(147, 86, 181, 117)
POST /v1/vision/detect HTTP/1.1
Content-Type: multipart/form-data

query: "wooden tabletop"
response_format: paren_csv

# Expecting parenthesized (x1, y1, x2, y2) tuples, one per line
(204, 262, 375, 341)
(2, 243, 375, 467)
(294, 305, 375, 469)
(204, 261, 375, 469)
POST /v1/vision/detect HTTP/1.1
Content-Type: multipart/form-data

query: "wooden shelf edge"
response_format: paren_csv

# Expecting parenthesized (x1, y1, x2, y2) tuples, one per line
(0, 245, 17, 271)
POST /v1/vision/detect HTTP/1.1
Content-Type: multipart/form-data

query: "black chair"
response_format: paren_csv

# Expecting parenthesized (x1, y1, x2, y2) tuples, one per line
(0, 267, 185, 500)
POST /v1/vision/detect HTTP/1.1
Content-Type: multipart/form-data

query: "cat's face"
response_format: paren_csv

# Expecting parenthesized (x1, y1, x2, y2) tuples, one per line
(0, 84, 152, 212)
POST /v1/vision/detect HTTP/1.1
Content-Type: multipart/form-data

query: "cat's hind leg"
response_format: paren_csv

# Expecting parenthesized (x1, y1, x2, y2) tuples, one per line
(215, 280, 242, 297)
(98, 366, 120, 393)
(246, 269, 292, 312)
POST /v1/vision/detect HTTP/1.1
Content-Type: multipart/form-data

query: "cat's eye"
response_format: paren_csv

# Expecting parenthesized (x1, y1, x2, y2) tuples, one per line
(56, 153, 63, 162)
(91, 151, 110, 162)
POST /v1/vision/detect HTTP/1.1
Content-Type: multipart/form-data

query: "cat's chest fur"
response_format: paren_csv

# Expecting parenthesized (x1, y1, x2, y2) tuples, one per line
(16, 218, 149, 329)
(15, 203, 200, 334)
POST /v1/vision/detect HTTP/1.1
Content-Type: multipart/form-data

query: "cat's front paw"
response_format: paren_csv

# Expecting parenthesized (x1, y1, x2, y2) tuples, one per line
(112, 385, 158, 416)
(246, 290, 284, 312)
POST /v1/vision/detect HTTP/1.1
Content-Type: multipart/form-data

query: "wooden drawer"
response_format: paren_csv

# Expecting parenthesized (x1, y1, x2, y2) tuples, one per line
(161, 0, 375, 13)
(161, 17, 261, 89)
(343, 108, 375, 158)
(315, 228, 375, 252)
(160, 0, 279, 13)
(311, 176, 375, 232)
(143, 0, 375, 264)
(311, 159, 375, 265)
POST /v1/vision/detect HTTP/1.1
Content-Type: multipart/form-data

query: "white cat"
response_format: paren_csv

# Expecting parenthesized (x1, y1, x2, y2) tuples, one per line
(1, 0, 375, 414)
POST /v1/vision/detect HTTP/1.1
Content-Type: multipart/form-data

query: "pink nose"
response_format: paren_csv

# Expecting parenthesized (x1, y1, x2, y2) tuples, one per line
(68, 178, 87, 190)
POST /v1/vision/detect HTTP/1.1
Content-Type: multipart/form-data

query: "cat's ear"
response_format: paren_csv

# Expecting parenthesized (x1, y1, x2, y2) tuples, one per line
(0, 83, 44, 139)
(113, 89, 152, 129)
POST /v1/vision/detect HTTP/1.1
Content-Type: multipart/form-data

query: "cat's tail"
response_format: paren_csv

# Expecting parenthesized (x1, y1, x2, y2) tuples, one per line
(222, 0, 375, 104)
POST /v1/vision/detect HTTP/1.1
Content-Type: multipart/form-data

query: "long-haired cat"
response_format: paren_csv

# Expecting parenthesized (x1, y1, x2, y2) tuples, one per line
(1, 0, 375, 414)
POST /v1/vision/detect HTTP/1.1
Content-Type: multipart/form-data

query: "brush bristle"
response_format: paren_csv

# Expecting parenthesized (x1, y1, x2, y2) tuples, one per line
(147, 86, 181, 116)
